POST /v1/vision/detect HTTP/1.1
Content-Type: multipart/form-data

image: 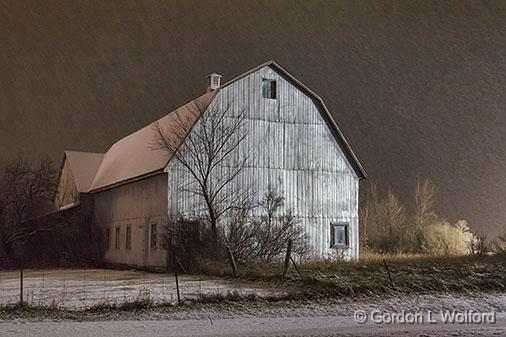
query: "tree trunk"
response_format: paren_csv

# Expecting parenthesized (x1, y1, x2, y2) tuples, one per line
(209, 215, 218, 244)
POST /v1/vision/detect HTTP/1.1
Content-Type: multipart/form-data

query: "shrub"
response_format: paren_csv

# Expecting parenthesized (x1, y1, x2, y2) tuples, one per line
(224, 188, 310, 264)
(469, 233, 493, 256)
(360, 179, 478, 256)
(422, 220, 474, 255)
(493, 234, 506, 255)
(163, 188, 310, 269)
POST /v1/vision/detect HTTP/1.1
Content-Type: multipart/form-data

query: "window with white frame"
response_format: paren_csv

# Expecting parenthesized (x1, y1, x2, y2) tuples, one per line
(330, 223, 349, 248)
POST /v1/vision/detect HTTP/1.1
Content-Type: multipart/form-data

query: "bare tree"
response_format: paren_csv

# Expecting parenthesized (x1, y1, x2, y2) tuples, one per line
(363, 187, 407, 253)
(0, 166, 11, 225)
(381, 190, 408, 251)
(1, 158, 56, 226)
(153, 101, 251, 244)
(0, 157, 57, 252)
(410, 178, 439, 250)
(359, 179, 379, 250)
(414, 179, 437, 225)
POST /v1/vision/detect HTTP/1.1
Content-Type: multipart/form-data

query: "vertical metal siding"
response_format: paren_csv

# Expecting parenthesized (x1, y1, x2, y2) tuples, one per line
(166, 66, 360, 260)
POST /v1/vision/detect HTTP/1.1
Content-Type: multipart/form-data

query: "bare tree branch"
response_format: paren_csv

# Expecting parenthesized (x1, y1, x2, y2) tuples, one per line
(0, 157, 57, 252)
(152, 100, 251, 244)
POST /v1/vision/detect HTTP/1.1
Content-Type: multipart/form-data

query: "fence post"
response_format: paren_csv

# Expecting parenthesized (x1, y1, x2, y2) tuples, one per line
(383, 259, 394, 287)
(173, 251, 181, 305)
(19, 269, 24, 305)
(83, 269, 86, 304)
(290, 257, 303, 281)
(283, 239, 293, 277)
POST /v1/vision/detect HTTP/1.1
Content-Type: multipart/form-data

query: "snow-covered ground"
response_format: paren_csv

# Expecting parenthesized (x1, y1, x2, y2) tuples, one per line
(1, 293, 506, 336)
(2, 269, 506, 336)
(2, 314, 505, 337)
(0, 269, 277, 309)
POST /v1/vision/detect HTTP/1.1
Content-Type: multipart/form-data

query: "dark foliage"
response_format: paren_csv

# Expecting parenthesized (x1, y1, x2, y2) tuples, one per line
(0, 157, 101, 268)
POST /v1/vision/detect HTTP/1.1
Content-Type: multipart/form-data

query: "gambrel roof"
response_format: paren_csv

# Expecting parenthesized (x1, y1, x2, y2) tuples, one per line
(222, 61, 366, 180)
(59, 61, 365, 194)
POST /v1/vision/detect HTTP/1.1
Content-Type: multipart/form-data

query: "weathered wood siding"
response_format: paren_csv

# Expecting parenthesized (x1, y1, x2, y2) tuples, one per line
(166, 65, 359, 260)
(93, 173, 168, 267)
(55, 158, 79, 209)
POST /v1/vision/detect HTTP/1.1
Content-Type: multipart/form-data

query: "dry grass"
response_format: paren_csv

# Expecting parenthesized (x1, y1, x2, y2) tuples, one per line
(195, 254, 506, 299)
(298, 254, 505, 297)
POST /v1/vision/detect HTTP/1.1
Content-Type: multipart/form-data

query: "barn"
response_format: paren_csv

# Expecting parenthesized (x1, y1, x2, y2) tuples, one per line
(55, 61, 366, 268)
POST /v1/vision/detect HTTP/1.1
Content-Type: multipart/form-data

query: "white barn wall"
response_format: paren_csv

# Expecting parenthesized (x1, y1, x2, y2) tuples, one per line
(94, 173, 168, 267)
(166, 65, 359, 260)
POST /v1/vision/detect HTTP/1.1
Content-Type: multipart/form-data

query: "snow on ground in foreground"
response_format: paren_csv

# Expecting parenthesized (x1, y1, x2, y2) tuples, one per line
(132, 292, 506, 321)
(2, 294, 505, 337)
(0, 269, 277, 310)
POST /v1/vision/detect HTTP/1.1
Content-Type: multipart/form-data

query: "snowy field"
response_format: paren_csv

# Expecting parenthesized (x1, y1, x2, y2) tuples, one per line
(0, 269, 275, 310)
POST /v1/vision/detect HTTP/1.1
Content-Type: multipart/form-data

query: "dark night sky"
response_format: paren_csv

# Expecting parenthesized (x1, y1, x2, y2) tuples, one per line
(0, 1, 505, 236)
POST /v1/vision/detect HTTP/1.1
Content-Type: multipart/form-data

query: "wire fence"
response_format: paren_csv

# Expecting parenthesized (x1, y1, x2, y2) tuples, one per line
(0, 268, 269, 310)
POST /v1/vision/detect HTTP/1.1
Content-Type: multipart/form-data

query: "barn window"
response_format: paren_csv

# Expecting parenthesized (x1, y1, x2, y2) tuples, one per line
(150, 223, 158, 249)
(330, 223, 349, 248)
(125, 225, 132, 250)
(262, 79, 277, 99)
(115, 226, 121, 250)
(105, 228, 111, 249)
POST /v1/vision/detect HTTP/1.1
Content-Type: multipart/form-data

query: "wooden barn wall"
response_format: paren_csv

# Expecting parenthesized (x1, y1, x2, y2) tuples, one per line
(93, 173, 168, 268)
(55, 158, 79, 210)
(166, 66, 359, 260)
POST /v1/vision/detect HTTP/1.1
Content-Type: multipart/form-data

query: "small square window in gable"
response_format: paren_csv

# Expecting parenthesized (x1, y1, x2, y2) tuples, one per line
(262, 79, 277, 99)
